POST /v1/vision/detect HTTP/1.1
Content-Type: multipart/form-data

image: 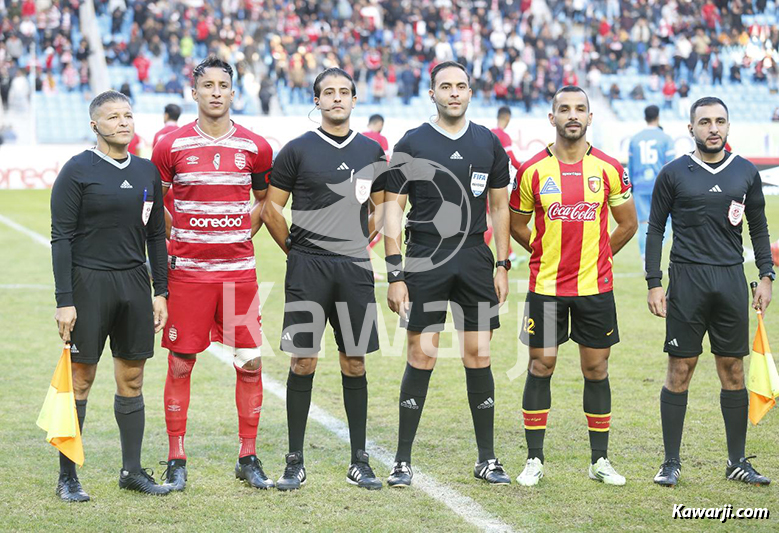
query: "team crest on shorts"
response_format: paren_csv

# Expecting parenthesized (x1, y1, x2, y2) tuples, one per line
(355, 178, 371, 204)
(588, 176, 601, 193)
(471, 171, 488, 197)
(234, 152, 246, 170)
(728, 200, 745, 226)
(168, 326, 178, 342)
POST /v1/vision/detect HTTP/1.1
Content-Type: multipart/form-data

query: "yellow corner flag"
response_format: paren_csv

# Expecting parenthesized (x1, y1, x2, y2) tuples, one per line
(36, 346, 84, 466)
(748, 313, 779, 425)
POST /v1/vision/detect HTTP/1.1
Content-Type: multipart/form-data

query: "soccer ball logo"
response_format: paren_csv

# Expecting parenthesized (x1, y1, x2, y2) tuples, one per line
(383, 152, 472, 273)
(268, 154, 471, 273)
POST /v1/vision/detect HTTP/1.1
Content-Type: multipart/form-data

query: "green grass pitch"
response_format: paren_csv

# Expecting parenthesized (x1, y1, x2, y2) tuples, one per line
(0, 189, 776, 531)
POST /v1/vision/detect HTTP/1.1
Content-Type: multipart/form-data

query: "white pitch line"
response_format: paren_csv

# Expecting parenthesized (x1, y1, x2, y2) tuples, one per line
(206, 343, 515, 533)
(3, 212, 516, 533)
(0, 213, 51, 248)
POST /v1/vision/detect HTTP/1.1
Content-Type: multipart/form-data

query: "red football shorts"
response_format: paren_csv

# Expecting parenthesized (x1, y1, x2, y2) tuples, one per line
(163, 279, 262, 354)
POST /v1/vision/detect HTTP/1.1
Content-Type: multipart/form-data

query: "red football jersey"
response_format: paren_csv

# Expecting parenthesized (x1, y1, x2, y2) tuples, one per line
(491, 127, 521, 170)
(128, 133, 142, 156)
(152, 120, 273, 283)
(361, 130, 389, 153)
(153, 123, 180, 148)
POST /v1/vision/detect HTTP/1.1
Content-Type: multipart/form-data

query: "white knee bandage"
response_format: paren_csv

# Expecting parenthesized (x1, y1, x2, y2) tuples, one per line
(234, 346, 262, 367)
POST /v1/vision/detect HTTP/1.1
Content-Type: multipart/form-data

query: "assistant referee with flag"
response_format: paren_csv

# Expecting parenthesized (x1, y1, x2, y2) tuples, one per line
(647, 97, 773, 487)
(51, 90, 171, 501)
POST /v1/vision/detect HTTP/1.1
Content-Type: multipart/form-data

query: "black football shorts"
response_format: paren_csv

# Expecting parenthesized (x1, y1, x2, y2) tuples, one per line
(69, 264, 155, 364)
(664, 262, 749, 358)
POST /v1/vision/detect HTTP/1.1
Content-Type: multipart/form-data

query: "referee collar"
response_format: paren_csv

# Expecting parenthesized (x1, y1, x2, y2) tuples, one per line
(89, 147, 131, 169)
(688, 152, 736, 174)
(428, 118, 470, 140)
(313, 128, 358, 149)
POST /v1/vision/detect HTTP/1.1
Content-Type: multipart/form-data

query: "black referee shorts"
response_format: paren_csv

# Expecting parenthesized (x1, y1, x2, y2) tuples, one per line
(520, 290, 619, 349)
(69, 264, 155, 365)
(281, 248, 379, 356)
(404, 237, 500, 332)
(665, 263, 749, 358)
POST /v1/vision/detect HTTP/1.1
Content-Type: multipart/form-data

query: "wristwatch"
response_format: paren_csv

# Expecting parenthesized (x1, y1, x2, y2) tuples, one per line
(496, 259, 512, 271)
(760, 272, 775, 282)
(158, 291, 169, 299)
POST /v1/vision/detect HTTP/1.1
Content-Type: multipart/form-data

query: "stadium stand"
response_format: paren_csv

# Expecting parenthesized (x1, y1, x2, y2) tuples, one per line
(0, 0, 777, 143)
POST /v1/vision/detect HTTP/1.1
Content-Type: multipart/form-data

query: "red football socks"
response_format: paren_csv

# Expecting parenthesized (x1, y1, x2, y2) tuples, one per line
(164, 352, 196, 461)
(235, 364, 263, 458)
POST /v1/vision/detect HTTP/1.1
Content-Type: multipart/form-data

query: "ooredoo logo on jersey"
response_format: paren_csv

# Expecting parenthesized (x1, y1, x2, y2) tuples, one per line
(189, 215, 243, 228)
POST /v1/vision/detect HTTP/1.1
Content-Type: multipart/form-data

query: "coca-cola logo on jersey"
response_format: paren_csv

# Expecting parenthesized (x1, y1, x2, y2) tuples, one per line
(189, 216, 243, 228)
(547, 201, 598, 221)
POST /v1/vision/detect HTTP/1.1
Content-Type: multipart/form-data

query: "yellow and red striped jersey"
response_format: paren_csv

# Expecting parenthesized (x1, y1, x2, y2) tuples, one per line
(509, 144, 632, 297)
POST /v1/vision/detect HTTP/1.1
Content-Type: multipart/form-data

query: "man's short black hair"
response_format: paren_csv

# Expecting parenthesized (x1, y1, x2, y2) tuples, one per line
(368, 114, 384, 124)
(430, 61, 470, 89)
(164, 103, 182, 121)
(498, 106, 511, 119)
(193, 56, 233, 87)
(551, 85, 590, 111)
(89, 90, 131, 119)
(644, 105, 660, 123)
(313, 67, 356, 98)
(690, 96, 729, 123)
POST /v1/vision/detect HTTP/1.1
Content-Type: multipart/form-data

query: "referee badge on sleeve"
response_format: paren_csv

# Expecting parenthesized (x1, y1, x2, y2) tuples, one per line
(142, 200, 153, 225)
(728, 199, 745, 226)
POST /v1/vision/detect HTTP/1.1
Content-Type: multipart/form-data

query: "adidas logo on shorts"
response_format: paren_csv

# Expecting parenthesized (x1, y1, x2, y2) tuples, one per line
(400, 398, 420, 410)
(477, 397, 495, 410)
(69, 344, 79, 354)
(450, 151, 463, 160)
(282, 331, 293, 342)
(668, 338, 679, 347)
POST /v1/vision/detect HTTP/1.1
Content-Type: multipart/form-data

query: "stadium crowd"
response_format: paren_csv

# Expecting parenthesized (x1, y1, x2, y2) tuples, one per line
(0, 0, 778, 113)
(585, 0, 779, 103)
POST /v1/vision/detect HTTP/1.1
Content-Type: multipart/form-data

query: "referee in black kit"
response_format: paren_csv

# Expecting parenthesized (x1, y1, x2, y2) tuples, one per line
(384, 61, 512, 487)
(51, 90, 171, 500)
(646, 97, 773, 487)
(262, 68, 386, 491)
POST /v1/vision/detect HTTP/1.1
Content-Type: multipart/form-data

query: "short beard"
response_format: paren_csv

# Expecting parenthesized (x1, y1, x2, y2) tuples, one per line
(695, 135, 726, 154)
(557, 123, 587, 141)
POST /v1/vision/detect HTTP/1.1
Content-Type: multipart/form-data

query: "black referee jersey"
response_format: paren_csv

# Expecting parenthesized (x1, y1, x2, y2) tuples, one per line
(51, 149, 168, 307)
(645, 151, 774, 288)
(385, 120, 510, 246)
(271, 128, 386, 257)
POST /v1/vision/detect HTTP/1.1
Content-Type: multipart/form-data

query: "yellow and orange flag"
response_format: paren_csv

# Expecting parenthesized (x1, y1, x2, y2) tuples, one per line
(36, 346, 84, 466)
(748, 314, 779, 425)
